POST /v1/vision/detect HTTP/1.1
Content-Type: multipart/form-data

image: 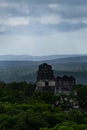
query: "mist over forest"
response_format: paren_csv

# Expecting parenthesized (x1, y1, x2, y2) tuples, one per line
(0, 55, 87, 84)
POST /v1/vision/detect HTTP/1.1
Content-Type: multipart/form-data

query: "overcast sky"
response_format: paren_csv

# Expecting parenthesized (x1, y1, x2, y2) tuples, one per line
(0, 0, 87, 56)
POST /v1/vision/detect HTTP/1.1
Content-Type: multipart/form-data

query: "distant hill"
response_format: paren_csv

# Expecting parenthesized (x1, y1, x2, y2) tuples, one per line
(45, 55, 87, 71)
(0, 66, 87, 84)
(47, 55, 87, 64)
(0, 54, 86, 61)
(0, 55, 87, 84)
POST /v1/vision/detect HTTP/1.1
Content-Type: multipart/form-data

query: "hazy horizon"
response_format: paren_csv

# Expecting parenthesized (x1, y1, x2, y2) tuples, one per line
(0, 54, 87, 56)
(0, 0, 87, 56)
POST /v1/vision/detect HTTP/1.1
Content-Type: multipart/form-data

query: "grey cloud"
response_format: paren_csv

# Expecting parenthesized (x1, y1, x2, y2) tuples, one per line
(0, 25, 9, 35)
(46, 22, 87, 32)
(57, 0, 87, 6)
(48, 3, 87, 19)
(0, 2, 30, 17)
(0, 0, 87, 35)
(7, 0, 87, 6)
(1, 0, 87, 6)
(58, 6, 87, 19)
(1, 0, 87, 19)
(0, 0, 54, 6)
(0, 18, 87, 35)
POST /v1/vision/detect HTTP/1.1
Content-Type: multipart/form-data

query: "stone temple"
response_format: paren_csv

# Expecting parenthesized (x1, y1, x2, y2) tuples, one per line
(36, 63, 76, 94)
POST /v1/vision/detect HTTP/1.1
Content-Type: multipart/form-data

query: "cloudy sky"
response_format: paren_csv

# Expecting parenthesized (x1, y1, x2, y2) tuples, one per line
(0, 0, 87, 56)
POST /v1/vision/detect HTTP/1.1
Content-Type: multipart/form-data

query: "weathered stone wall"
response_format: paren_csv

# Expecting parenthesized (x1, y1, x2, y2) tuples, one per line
(49, 81, 56, 86)
(36, 63, 76, 94)
(36, 81, 45, 87)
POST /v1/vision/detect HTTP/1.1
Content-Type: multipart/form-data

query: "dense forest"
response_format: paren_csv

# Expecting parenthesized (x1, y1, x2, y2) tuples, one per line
(0, 61, 87, 84)
(0, 82, 87, 130)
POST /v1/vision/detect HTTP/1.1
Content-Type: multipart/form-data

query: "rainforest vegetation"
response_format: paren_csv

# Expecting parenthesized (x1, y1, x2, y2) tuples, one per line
(0, 82, 87, 130)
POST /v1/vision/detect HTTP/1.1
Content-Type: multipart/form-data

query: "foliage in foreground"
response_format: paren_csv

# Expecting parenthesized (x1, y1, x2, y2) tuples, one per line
(0, 82, 87, 130)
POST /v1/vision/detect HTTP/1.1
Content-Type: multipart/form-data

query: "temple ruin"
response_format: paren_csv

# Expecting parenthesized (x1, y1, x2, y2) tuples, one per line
(36, 63, 76, 94)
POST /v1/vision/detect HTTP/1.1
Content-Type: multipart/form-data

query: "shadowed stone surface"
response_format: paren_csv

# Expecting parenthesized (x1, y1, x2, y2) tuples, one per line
(37, 63, 55, 81)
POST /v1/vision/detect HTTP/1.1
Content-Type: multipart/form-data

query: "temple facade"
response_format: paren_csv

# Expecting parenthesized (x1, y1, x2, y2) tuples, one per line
(36, 63, 76, 94)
